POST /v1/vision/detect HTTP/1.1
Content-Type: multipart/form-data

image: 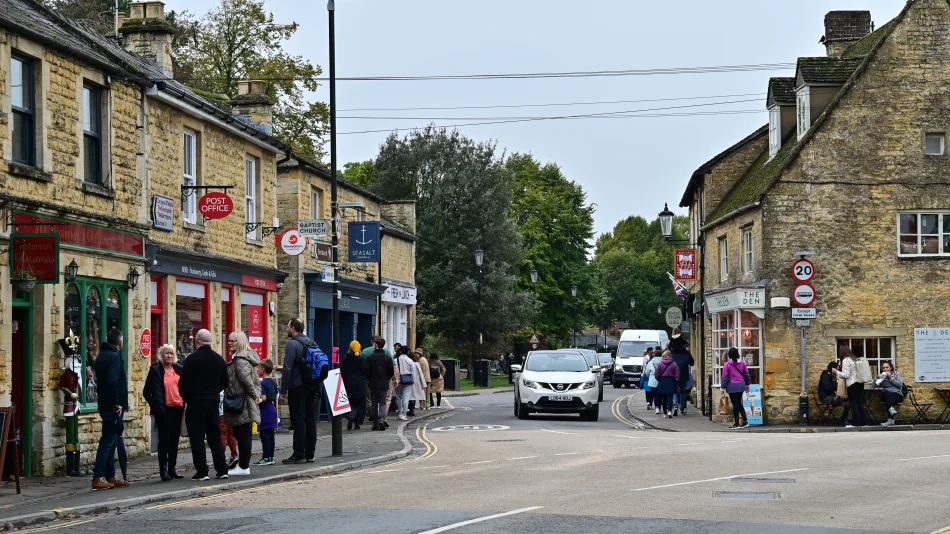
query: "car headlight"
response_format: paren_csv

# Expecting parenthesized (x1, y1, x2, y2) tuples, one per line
(614, 364, 622, 371)
(579, 381, 596, 390)
(522, 378, 541, 389)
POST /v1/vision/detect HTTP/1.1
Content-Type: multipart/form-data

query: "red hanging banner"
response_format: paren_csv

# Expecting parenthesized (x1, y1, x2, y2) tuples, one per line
(9, 233, 59, 284)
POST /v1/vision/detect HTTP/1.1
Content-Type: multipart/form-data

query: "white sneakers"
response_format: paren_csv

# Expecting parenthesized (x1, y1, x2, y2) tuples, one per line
(398, 414, 408, 421)
(228, 467, 251, 476)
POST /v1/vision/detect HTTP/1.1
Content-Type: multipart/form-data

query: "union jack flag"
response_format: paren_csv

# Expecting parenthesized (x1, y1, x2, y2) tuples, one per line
(668, 272, 689, 301)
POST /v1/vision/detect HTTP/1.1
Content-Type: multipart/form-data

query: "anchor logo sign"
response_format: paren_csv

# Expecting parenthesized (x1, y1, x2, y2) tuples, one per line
(355, 224, 373, 246)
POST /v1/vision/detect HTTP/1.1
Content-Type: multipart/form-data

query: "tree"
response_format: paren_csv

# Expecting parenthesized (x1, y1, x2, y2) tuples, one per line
(340, 160, 378, 189)
(44, 0, 131, 35)
(372, 128, 532, 359)
(174, 0, 328, 160)
(507, 154, 595, 343)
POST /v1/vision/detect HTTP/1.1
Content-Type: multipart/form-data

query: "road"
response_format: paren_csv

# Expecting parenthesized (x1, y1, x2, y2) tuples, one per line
(18, 387, 950, 534)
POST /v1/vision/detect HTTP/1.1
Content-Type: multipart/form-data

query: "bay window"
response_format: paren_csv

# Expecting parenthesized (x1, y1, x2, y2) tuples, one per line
(712, 310, 763, 387)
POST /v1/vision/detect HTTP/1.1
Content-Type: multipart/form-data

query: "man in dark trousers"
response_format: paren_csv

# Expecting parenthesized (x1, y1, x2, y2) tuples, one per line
(668, 327, 695, 416)
(92, 328, 129, 490)
(363, 337, 396, 431)
(180, 329, 229, 480)
(282, 318, 324, 464)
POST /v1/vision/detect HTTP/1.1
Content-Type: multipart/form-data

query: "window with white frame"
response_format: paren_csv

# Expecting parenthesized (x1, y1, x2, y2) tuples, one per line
(836, 337, 894, 377)
(741, 228, 754, 274)
(925, 133, 945, 156)
(898, 211, 950, 256)
(245, 155, 259, 240)
(718, 237, 728, 282)
(182, 130, 197, 224)
(768, 106, 781, 158)
(712, 310, 763, 387)
(796, 86, 811, 138)
(310, 186, 323, 219)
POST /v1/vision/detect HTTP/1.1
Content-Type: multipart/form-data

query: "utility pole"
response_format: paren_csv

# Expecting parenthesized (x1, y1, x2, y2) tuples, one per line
(327, 0, 342, 457)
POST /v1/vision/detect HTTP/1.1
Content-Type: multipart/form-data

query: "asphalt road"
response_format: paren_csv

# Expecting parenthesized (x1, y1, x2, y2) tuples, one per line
(19, 387, 950, 534)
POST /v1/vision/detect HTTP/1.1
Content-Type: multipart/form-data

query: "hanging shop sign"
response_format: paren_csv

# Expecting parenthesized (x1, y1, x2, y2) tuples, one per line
(13, 212, 143, 257)
(9, 233, 59, 284)
(348, 221, 381, 263)
(665, 307, 683, 329)
(241, 274, 278, 292)
(151, 195, 175, 231)
(280, 228, 307, 256)
(674, 248, 698, 282)
(197, 192, 234, 220)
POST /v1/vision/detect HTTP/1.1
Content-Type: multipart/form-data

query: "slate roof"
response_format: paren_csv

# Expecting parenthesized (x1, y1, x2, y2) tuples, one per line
(678, 125, 768, 208)
(767, 77, 796, 106)
(796, 57, 863, 85)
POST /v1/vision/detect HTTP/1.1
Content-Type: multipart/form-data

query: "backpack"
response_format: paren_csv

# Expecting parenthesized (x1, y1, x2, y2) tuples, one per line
(430, 365, 441, 379)
(298, 341, 329, 385)
(855, 357, 873, 384)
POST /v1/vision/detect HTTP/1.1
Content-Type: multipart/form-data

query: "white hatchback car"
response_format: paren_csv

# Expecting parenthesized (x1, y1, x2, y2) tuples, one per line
(511, 351, 600, 421)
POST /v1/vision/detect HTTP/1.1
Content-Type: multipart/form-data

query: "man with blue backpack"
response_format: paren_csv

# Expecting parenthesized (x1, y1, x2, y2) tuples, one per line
(282, 318, 329, 464)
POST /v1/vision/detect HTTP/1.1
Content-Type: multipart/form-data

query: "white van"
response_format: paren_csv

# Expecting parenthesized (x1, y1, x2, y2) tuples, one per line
(611, 329, 670, 388)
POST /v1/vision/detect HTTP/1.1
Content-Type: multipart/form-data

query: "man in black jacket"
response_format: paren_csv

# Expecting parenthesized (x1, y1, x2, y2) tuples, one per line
(92, 329, 129, 490)
(180, 329, 229, 480)
(668, 327, 695, 416)
(363, 338, 396, 431)
(282, 318, 326, 464)
(819, 361, 849, 425)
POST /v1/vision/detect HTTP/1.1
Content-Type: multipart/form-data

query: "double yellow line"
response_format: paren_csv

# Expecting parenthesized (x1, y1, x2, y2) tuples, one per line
(612, 395, 643, 429)
(14, 519, 97, 533)
(374, 413, 447, 471)
(932, 525, 950, 534)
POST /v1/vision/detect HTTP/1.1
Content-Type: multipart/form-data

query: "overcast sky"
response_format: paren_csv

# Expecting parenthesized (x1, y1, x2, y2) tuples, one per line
(162, 0, 903, 239)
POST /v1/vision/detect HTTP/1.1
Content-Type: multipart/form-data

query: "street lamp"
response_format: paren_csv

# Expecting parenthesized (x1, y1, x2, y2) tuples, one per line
(530, 268, 538, 285)
(630, 297, 636, 309)
(475, 248, 484, 382)
(658, 203, 690, 246)
(570, 285, 578, 347)
(65, 259, 79, 282)
(657, 305, 663, 315)
(601, 295, 609, 349)
(530, 268, 539, 335)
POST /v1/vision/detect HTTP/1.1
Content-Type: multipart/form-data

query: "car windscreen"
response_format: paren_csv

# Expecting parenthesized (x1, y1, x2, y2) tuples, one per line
(598, 354, 613, 365)
(618, 341, 655, 358)
(526, 352, 590, 372)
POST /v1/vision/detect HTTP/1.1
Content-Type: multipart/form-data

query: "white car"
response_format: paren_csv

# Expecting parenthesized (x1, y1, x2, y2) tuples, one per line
(511, 351, 600, 421)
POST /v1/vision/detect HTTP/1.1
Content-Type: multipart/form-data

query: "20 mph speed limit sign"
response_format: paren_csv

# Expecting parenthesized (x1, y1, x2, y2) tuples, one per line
(793, 284, 816, 306)
(792, 259, 815, 282)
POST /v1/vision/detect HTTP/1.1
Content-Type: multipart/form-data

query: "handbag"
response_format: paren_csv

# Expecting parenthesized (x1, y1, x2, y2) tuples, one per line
(836, 377, 848, 399)
(398, 356, 415, 385)
(181, 407, 189, 437)
(223, 393, 245, 414)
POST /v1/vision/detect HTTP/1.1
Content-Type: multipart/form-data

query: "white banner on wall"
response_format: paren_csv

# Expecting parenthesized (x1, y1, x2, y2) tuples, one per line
(914, 328, 950, 383)
(382, 285, 417, 305)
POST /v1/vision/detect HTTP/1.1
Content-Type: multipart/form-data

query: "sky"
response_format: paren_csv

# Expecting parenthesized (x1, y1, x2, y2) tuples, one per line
(161, 0, 904, 240)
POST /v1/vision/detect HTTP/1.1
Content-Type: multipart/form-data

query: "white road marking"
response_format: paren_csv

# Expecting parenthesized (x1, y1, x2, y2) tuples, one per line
(676, 443, 700, 446)
(464, 460, 494, 465)
(553, 452, 579, 456)
(368, 469, 402, 474)
(508, 456, 539, 461)
(632, 468, 809, 492)
(419, 506, 544, 534)
(895, 454, 950, 462)
(418, 465, 450, 470)
(613, 435, 683, 441)
(721, 440, 741, 443)
(540, 429, 575, 435)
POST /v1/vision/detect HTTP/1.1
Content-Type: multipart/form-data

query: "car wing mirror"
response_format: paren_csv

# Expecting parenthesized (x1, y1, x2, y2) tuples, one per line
(510, 365, 522, 373)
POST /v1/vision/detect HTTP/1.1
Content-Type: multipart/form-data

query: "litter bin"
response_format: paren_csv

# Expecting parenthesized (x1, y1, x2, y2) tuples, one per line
(443, 358, 461, 391)
(473, 359, 491, 388)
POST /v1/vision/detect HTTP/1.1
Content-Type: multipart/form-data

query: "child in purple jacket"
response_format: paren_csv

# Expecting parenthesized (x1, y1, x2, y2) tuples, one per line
(254, 359, 280, 465)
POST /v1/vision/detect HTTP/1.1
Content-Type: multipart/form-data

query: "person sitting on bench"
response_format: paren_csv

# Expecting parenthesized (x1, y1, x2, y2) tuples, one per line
(876, 361, 904, 427)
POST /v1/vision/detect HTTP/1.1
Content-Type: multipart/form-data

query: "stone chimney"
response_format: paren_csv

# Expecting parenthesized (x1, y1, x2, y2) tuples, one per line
(381, 201, 417, 234)
(230, 80, 275, 134)
(119, 1, 176, 77)
(822, 11, 872, 58)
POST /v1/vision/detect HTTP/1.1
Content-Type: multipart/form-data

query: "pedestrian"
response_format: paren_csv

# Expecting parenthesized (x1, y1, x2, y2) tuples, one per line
(722, 348, 750, 429)
(395, 346, 415, 420)
(217, 391, 239, 468)
(668, 328, 695, 416)
(653, 350, 680, 419)
(876, 361, 904, 427)
(642, 348, 655, 407)
(91, 328, 129, 490)
(342, 340, 366, 430)
(408, 350, 428, 416)
(645, 351, 661, 414)
(361, 335, 392, 424)
(834, 346, 867, 427)
(143, 344, 184, 481)
(282, 318, 325, 464)
(255, 359, 279, 465)
(179, 329, 230, 481)
(429, 352, 446, 408)
(224, 332, 261, 476)
(818, 361, 850, 426)
(363, 337, 396, 431)
(415, 349, 431, 411)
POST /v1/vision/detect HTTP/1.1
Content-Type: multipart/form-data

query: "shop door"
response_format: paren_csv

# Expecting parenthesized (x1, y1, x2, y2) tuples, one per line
(241, 292, 267, 358)
(9, 306, 31, 476)
(357, 314, 375, 351)
(340, 312, 356, 355)
(313, 309, 333, 353)
(150, 314, 162, 365)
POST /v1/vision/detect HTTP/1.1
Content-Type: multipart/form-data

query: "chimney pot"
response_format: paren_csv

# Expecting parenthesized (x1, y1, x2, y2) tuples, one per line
(823, 11, 872, 58)
(231, 80, 275, 133)
(121, 1, 175, 77)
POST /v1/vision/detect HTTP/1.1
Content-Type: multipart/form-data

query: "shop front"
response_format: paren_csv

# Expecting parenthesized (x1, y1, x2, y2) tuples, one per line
(304, 274, 382, 355)
(381, 283, 417, 352)
(705, 286, 767, 392)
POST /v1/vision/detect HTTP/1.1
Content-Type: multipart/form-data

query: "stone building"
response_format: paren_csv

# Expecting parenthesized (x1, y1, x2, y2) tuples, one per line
(276, 155, 417, 358)
(0, 0, 289, 475)
(679, 3, 950, 425)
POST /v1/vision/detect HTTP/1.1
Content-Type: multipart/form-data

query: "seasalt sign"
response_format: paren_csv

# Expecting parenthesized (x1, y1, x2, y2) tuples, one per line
(197, 192, 234, 220)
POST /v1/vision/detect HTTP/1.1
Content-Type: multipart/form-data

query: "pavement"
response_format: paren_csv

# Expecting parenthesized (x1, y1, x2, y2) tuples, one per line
(443, 385, 514, 397)
(0, 404, 453, 529)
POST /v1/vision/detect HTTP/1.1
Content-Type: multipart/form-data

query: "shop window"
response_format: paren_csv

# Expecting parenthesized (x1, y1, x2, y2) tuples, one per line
(82, 83, 103, 185)
(150, 278, 164, 364)
(711, 310, 762, 387)
(11, 53, 36, 166)
(898, 211, 950, 257)
(183, 129, 198, 224)
(222, 287, 233, 355)
(241, 291, 267, 357)
(176, 281, 207, 357)
(836, 337, 894, 377)
(62, 279, 126, 409)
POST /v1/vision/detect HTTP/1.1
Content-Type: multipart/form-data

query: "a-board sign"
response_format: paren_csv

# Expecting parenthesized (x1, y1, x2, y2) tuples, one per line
(0, 407, 13, 490)
(324, 369, 351, 416)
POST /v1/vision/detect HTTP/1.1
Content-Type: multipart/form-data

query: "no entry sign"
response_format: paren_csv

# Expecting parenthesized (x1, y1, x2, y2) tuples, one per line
(793, 284, 816, 307)
(792, 259, 815, 283)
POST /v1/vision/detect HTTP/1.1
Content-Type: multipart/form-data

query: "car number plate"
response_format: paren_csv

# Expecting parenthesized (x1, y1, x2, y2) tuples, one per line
(549, 395, 572, 401)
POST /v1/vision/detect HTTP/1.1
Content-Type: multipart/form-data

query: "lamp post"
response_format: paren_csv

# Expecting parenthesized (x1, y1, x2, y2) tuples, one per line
(601, 294, 609, 349)
(327, 0, 342, 456)
(570, 284, 578, 347)
(657, 305, 663, 315)
(475, 248, 484, 380)
(530, 268, 538, 335)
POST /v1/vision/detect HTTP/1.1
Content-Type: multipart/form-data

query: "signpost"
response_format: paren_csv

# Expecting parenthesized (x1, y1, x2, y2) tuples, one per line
(311, 241, 333, 263)
(792, 259, 815, 283)
(665, 307, 683, 329)
(792, 284, 816, 307)
(791, 254, 817, 425)
(279, 229, 307, 256)
(140, 329, 152, 359)
(197, 192, 234, 220)
(299, 219, 330, 238)
(324, 369, 351, 416)
(791, 308, 817, 319)
(334, 208, 342, 242)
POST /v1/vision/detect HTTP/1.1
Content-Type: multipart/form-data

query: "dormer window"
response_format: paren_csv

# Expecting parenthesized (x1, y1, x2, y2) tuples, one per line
(768, 107, 781, 158)
(796, 86, 811, 137)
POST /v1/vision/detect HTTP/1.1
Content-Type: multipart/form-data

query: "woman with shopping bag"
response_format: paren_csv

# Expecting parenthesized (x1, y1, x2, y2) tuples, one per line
(721, 348, 750, 429)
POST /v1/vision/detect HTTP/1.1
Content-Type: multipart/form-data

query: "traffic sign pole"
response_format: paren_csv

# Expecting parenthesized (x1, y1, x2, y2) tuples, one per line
(328, 2, 342, 457)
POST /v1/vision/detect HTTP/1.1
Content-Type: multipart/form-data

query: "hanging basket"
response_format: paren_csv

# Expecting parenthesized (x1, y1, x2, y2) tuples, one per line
(13, 279, 36, 292)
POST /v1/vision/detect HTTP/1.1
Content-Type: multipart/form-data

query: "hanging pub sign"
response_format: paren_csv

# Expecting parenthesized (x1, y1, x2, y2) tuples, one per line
(674, 248, 698, 282)
(348, 221, 380, 263)
(9, 233, 60, 284)
(198, 192, 234, 220)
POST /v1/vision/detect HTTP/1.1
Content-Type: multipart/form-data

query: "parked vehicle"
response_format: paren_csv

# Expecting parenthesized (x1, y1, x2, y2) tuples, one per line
(511, 351, 600, 421)
(556, 348, 604, 402)
(598, 353, 614, 383)
(612, 330, 670, 388)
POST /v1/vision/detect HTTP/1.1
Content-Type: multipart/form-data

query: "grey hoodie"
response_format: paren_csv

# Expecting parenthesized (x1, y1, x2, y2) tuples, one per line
(877, 372, 904, 396)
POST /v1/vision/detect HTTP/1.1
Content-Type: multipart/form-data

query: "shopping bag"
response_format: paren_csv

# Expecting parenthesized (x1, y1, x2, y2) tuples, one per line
(836, 378, 848, 400)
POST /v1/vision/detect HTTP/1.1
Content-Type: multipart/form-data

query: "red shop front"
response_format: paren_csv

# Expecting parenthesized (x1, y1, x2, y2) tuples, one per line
(242, 275, 277, 358)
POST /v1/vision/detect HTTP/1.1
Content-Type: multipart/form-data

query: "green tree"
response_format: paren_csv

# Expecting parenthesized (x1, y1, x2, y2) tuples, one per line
(507, 153, 595, 343)
(373, 128, 532, 360)
(174, 0, 328, 160)
(340, 160, 378, 189)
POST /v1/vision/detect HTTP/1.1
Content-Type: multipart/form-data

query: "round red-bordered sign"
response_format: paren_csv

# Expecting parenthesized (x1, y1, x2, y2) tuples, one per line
(280, 228, 307, 256)
(792, 259, 815, 283)
(792, 283, 816, 307)
(140, 328, 152, 359)
(197, 192, 234, 220)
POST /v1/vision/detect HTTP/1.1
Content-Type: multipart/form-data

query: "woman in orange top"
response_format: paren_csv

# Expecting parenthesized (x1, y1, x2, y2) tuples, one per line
(143, 344, 185, 481)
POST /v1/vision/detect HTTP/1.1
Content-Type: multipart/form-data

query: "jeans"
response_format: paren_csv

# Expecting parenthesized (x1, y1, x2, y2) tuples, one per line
(260, 428, 275, 459)
(645, 390, 654, 406)
(677, 381, 689, 411)
(232, 423, 253, 469)
(345, 397, 366, 425)
(430, 392, 442, 407)
(219, 416, 237, 457)
(156, 407, 184, 470)
(289, 385, 317, 459)
(847, 382, 868, 426)
(371, 387, 389, 424)
(729, 391, 747, 425)
(93, 411, 124, 479)
(396, 384, 413, 415)
(883, 391, 904, 416)
(185, 402, 229, 477)
(661, 393, 674, 414)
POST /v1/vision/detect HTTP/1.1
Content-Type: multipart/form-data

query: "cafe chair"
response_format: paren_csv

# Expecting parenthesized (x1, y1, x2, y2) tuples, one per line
(812, 393, 841, 425)
(908, 388, 934, 424)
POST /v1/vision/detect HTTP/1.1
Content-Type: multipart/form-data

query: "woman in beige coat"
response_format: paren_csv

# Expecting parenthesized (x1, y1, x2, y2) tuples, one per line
(428, 352, 446, 408)
(224, 332, 261, 476)
(414, 349, 431, 410)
